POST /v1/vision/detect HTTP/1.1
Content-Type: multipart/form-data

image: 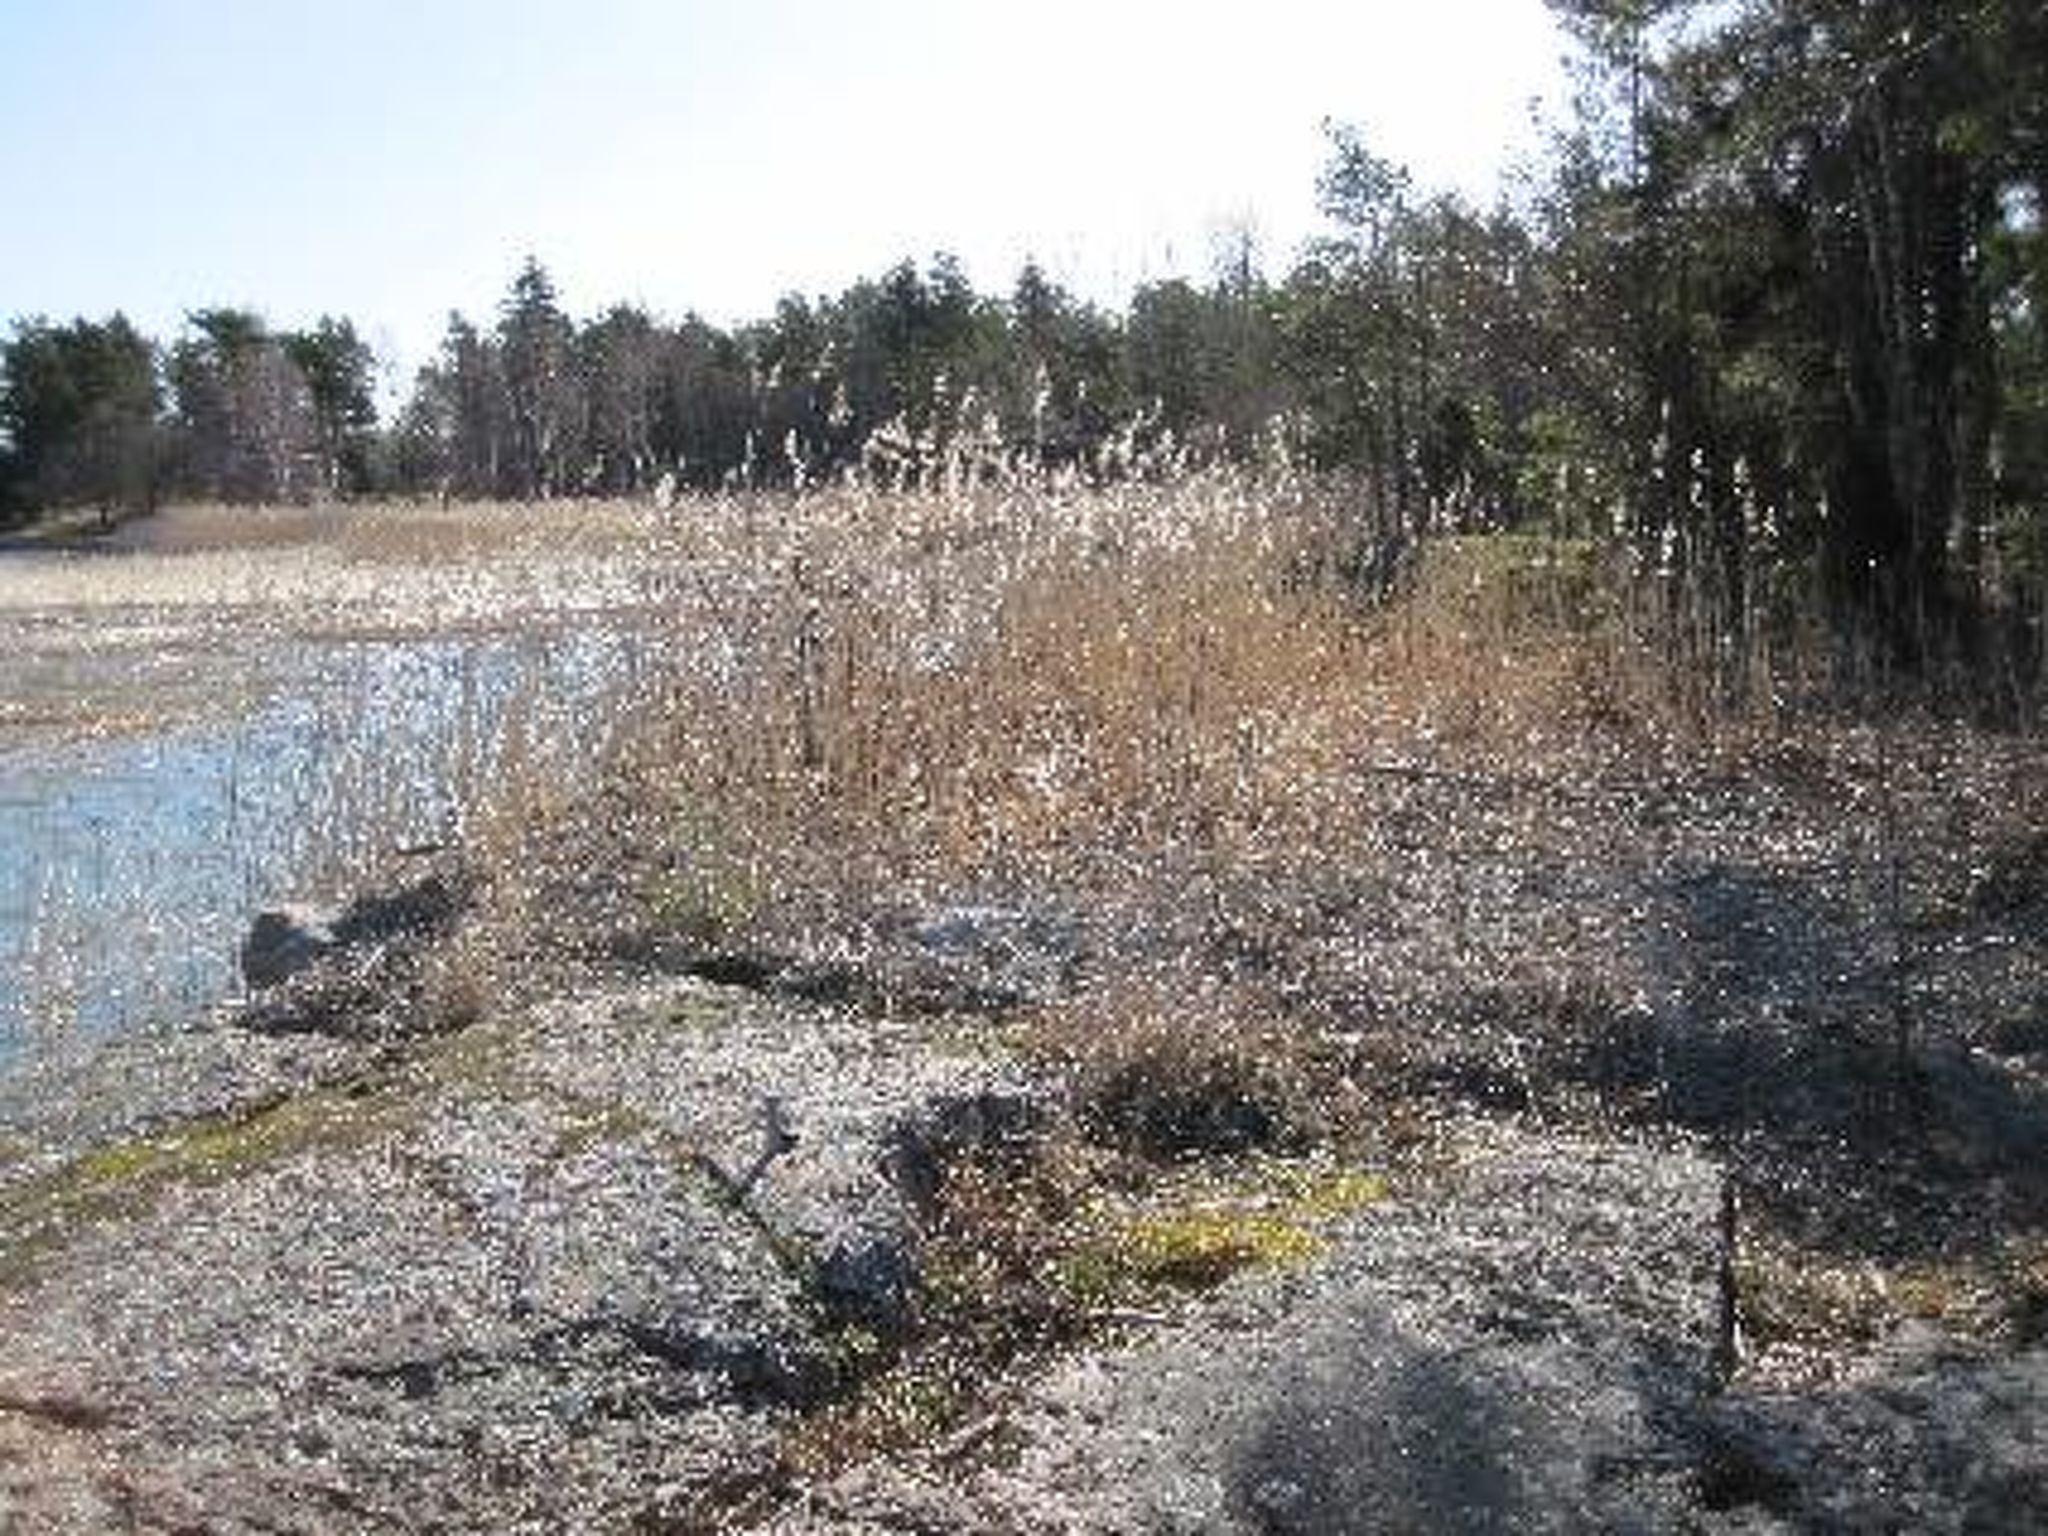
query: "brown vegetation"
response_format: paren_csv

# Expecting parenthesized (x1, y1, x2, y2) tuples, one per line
(17, 472, 2048, 1405)
(369, 474, 2043, 1412)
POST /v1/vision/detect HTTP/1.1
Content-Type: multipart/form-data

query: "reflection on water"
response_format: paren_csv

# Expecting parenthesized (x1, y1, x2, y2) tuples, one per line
(0, 623, 655, 1067)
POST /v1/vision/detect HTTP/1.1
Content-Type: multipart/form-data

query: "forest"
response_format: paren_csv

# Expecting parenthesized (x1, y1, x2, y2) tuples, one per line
(3, 0, 2045, 702)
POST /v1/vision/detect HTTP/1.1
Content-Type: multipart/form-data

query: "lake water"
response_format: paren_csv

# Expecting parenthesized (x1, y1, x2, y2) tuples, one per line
(0, 623, 655, 1068)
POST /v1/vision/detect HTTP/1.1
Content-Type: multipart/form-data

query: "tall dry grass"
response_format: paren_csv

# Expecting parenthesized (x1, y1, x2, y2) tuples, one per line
(570, 480, 1341, 911)
(13, 470, 1981, 1040)
(489, 473, 1742, 962)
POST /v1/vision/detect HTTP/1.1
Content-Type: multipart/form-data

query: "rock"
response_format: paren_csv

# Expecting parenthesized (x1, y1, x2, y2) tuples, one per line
(239, 869, 471, 990)
(0, 975, 1040, 1531)
(597, 900, 1083, 1018)
(774, 1125, 1734, 1534)
(888, 903, 1086, 1012)
(813, 1237, 919, 1333)
(329, 869, 469, 949)
(1699, 1346, 2048, 1533)
(776, 1116, 2048, 1535)
(239, 903, 341, 988)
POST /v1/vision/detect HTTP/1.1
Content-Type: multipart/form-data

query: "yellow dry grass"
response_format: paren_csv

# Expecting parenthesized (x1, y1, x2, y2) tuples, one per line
(565, 481, 1703, 930)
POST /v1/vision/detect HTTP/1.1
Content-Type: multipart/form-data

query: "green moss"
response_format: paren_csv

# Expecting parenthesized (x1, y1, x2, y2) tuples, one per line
(1056, 1157, 1389, 1305)
(1260, 1164, 1389, 1219)
(154, 1094, 348, 1174)
(66, 1092, 369, 1188)
(66, 1138, 159, 1184)
(1119, 1208, 1325, 1287)
(0, 1087, 391, 1288)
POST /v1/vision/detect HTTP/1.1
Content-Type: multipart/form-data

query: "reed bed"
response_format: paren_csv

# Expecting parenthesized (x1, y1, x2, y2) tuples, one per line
(480, 471, 1734, 976)
(529, 478, 1354, 917)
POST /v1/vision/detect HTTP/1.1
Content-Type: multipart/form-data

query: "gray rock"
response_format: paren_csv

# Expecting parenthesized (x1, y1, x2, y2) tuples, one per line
(0, 975, 1037, 1531)
(239, 902, 342, 988)
(767, 1125, 1737, 1534)
(240, 870, 471, 990)
(1700, 1343, 2048, 1534)
(775, 1116, 2048, 1536)
(237, 872, 468, 991)
(897, 902, 1086, 1010)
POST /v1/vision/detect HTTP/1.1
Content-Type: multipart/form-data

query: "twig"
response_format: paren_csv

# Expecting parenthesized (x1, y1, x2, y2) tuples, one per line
(695, 1095, 800, 1202)
(0, 1391, 115, 1431)
(1712, 1173, 1742, 1388)
(1874, 723, 1917, 1109)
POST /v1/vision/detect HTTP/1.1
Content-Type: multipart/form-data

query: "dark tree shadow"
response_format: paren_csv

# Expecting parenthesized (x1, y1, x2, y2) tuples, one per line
(1578, 860, 2048, 1262)
(1223, 1310, 1712, 1534)
(1225, 1313, 1530, 1535)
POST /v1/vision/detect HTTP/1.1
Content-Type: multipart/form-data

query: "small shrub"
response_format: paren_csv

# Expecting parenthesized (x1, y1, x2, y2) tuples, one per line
(1736, 1230, 2022, 1368)
(2004, 1239, 2048, 1343)
(1041, 988, 1325, 1161)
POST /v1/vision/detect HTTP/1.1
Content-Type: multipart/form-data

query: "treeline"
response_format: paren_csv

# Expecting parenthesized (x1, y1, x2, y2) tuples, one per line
(1545, 0, 2047, 682)
(0, 218, 1553, 525)
(0, 309, 377, 516)
(2, 0, 2043, 691)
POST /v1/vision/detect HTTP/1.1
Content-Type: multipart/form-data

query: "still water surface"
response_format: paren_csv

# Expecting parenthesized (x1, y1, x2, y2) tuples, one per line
(0, 624, 652, 1069)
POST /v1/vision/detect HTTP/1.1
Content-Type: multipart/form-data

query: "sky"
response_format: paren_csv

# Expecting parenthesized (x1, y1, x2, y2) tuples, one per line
(0, 0, 1571, 397)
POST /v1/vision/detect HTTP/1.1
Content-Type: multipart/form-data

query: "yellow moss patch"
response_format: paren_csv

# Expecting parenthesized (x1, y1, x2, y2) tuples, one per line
(1257, 1163, 1390, 1220)
(66, 1138, 165, 1185)
(1118, 1209, 1325, 1288)
(53, 1094, 366, 1197)
(75, 1094, 353, 1185)
(1058, 1156, 1389, 1304)
(0, 1087, 393, 1288)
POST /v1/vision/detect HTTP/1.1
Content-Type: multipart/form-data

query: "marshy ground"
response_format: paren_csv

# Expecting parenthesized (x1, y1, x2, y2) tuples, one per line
(1, 483, 2045, 1530)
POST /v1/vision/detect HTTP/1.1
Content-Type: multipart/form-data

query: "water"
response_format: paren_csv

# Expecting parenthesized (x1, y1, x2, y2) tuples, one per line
(0, 622, 655, 1068)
